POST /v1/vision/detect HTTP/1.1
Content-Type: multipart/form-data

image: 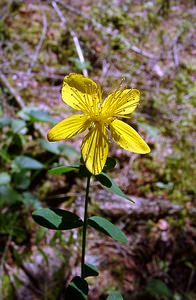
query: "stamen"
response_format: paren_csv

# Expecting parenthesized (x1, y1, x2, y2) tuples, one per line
(105, 85, 139, 116)
(107, 77, 126, 96)
(97, 84, 103, 105)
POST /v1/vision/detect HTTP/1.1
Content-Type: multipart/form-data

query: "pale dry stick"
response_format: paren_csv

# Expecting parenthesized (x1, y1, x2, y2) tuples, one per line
(100, 59, 112, 82)
(0, 72, 25, 108)
(70, 29, 88, 77)
(173, 36, 179, 67)
(55, 0, 154, 59)
(186, 269, 195, 293)
(4, 69, 64, 81)
(25, 13, 48, 80)
(0, 72, 46, 137)
(51, 0, 88, 77)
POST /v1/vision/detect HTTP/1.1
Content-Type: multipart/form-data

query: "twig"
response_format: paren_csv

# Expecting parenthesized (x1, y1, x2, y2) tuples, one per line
(173, 39, 179, 67)
(0, 71, 46, 137)
(26, 13, 48, 77)
(0, 72, 25, 108)
(51, 0, 66, 24)
(186, 269, 195, 292)
(70, 30, 88, 77)
(4, 69, 64, 80)
(55, 0, 154, 59)
(52, 0, 88, 77)
(100, 60, 111, 81)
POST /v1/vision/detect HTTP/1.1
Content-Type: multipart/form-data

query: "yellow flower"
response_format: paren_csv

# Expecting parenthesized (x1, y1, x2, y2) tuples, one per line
(48, 73, 150, 175)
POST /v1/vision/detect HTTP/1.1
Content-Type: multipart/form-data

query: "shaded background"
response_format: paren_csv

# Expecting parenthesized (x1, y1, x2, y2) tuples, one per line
(0, 0, 195, 299)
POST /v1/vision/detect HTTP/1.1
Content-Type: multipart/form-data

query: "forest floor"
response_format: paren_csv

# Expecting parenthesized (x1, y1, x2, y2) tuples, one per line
(0, 0, 195, 299)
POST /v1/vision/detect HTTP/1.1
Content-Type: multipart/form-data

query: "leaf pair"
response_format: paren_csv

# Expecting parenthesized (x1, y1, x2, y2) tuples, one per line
(32, 208, 128, 244)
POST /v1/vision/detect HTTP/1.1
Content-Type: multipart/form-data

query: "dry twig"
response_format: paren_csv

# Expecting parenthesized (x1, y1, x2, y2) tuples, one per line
(0, 72, 46, 137)
(173, 36, 179, 67)
(27, 13, 48, 76)
(52, 0, 88, 77)
(0, 72, 25, 108)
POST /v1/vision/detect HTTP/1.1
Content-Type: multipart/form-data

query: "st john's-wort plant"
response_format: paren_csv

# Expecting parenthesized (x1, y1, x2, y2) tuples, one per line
(32, 73, 150, 299)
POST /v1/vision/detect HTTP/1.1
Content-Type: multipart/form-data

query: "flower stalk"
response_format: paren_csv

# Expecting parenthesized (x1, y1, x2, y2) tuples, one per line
(81, 175, 91, 278)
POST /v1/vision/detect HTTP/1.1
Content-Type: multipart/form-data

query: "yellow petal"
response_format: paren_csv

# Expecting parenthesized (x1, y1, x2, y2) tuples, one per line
(47, 114, 89, 141)
(62, 73, 101, 113)
(81, 125, 109, 175)
(102, 89, 140, 116)
(110, 119, 150, 153)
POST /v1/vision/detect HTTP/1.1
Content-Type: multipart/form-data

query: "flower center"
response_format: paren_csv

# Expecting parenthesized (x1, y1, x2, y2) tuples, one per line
(90, 113, 115, 127)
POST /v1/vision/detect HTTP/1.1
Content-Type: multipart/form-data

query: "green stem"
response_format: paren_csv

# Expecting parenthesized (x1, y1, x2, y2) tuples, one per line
(81, 175, 91, 278)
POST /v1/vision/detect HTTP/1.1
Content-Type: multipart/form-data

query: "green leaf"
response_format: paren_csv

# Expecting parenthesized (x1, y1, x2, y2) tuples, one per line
(22, 192, 42, 209)
(103, 157, 116, 172)
(0, 116, 11, 128)
(38, 139, 60, 154)
(84, 263, 99, 278)
(12, 155, 45, 170)
(49, 165, 80, 175)
(39, 139, 80, 158)
(58, 144, 80, 158)
(13, 171, 30, 189)
(11, 119, 26, 134)
(32, 208, 83, 230)
(28, 110, 56, 124)
(35, 227, 46, 244)
(88, 216, 128, 243)
(0, 172, 11, 185)
(0, 148, 11, 163)
(18, 107, 56, 124)
(107, 292, 124, 300)
(96, 173, 134, 203)
(0, 186, 22, 206)
(65, 276, 88, 300)
(146, 279, 172, 298)
(69, 57, 91, 72)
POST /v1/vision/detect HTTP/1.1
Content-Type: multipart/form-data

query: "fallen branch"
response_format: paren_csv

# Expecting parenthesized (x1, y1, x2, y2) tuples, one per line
(4, 69, 64, 80)
(0, 72, 25, 108)
(0, 71, 46, 137)
(26, 13, 48, 77)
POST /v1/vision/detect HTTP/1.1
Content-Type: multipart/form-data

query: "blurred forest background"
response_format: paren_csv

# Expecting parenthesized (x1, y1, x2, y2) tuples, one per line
(0, 0, 195, 299)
